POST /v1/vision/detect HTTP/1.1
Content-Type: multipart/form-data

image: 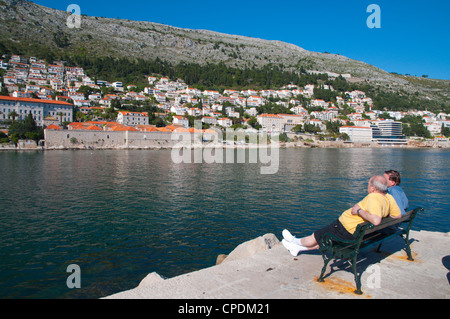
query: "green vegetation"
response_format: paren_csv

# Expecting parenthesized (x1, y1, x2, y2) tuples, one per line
(441, 124, 450, 137)
(400, 115, 431, 138)
(353, 84, 449, 114)
(246, 117, 261, 130)
(0, 131, 9, 143)
(257, 101, 293, 114)
(6, 114, 44, 144)
(63, 54, 306, 90)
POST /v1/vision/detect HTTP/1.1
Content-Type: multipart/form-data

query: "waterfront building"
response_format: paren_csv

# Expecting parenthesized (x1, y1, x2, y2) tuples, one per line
(0, 96, 73, 127)
(278, 114, 303, 132)
(339, 126, 373, 142)
(257, 113, 285, 132)
(371, 120, 407, 145)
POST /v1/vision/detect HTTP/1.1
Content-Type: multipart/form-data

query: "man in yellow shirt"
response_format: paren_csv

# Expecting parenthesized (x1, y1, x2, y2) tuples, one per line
(282, 175, 402, 256)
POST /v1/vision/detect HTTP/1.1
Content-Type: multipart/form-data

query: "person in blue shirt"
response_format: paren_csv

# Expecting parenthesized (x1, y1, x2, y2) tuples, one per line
(384, 170, 409, 215)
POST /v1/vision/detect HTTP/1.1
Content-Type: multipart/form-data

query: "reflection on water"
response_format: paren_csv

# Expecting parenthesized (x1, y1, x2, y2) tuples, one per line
(0, 148, 448, 298)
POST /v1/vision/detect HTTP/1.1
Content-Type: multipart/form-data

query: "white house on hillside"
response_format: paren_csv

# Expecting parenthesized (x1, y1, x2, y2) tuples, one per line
(173, 115, 189, 128)
(117, 111, 149, 126)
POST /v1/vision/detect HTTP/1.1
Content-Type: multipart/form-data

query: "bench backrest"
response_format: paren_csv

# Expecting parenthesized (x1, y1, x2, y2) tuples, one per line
(354, 207, 422, 238)
(318, 207, 423, 253)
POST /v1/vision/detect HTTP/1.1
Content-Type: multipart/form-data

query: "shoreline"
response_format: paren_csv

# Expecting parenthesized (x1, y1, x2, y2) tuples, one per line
(1, 139, 449, 151)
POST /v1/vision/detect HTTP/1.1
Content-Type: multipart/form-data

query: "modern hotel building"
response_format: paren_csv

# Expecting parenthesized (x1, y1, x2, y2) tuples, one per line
(340, 120, 407, 145)
(371, 120, 407, 145)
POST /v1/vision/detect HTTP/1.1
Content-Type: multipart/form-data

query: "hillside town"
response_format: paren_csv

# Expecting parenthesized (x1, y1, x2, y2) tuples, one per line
(1, 54, 449, 147)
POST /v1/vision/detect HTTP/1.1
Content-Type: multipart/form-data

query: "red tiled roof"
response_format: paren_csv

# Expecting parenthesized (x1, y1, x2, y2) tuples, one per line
(46, 124, 62, 130)
(109, 125, 139, 131)
(0, 95, 73, 106)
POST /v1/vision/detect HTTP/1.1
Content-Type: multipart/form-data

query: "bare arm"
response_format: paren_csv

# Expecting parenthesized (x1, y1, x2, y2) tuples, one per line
(351, 204, 382, 225)
(389, 200, 402, 219)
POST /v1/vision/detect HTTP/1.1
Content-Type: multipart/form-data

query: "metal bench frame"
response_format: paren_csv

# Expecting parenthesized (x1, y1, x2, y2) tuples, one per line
(317, 207, 423, 294)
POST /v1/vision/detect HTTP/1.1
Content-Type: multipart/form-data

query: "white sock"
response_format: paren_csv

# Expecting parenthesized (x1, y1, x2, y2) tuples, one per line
(296, 243, 309, 251)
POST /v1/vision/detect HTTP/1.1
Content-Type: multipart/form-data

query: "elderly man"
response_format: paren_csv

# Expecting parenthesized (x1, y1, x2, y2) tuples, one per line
(282, 175, 402, 256)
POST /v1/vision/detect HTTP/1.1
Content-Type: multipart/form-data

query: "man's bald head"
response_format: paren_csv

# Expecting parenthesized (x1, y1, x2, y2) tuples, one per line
(369, 175, 388, 193)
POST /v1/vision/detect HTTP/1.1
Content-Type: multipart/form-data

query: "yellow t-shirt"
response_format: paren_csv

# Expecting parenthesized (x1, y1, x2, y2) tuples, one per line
(338, 192, 401, 234)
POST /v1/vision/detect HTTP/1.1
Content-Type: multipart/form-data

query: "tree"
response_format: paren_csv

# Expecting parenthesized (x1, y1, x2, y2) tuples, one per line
(325, 120, 342, 134)
(313, 86, 338, 102)
(380, 112, 394, 120)
(291, 124, 303, 133)
(0, 86, 9, 96)
(150, 117, 165, 127)
(76, 111, 87, 122)
(401, 115, 431, 138)
(247, 116, 261, 129)
(278, 133, 290, 142)
(24, 113, 37, 132)
(441, 124, 450, 137)
(8, 114, 44, 144)
(0, 131, 10, 143)
(304, 123, 321, 134)
(8, 110, 18, 122)
(57, 112, 64, 125)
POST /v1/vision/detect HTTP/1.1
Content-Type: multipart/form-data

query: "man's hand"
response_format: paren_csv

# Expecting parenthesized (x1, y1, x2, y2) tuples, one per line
(351, 204, 361, 215)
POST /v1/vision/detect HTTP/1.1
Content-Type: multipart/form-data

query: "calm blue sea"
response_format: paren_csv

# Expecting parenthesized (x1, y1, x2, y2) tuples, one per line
(0, 148, 448, 298)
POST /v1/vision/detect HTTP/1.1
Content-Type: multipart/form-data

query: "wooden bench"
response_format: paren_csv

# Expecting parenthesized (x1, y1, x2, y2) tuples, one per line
(317, 207, 423, 294)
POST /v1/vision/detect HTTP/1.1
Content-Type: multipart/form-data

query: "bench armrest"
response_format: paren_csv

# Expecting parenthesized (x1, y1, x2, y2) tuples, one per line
(318, 223, 373, 252)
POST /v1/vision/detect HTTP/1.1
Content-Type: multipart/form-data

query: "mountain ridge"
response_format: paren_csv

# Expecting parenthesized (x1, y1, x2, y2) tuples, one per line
(0, 0, 448, 109)
(0, 0, 402, 79)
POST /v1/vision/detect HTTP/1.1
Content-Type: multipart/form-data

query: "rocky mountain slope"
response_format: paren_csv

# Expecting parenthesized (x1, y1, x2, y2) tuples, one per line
(0, 0, 448, 107)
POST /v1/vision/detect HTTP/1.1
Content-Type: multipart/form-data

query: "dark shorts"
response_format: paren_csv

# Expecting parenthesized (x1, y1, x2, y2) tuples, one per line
(314, 219, 355, 244)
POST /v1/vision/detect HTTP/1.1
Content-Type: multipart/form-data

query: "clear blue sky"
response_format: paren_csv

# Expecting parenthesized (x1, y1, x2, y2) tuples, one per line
(33, 0, 449, 80)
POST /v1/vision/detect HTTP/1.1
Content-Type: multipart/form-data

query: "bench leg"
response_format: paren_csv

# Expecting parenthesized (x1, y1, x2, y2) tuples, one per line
(318, 255, 331, 282)
(403, 234, 414, 261)
(376, 243, 383, 253)
(351, 255, 363, 295)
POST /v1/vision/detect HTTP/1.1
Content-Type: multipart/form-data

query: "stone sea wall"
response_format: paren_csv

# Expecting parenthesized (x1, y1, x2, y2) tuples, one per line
(43, 129, 450, 150)
(44, 129, 177, 150)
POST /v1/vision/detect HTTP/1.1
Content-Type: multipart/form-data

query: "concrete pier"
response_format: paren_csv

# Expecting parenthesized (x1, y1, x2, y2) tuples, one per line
(105, 230, 449, 299)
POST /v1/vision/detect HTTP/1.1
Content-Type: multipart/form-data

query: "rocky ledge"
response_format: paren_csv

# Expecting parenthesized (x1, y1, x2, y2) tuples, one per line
(105, 230, 450, 299)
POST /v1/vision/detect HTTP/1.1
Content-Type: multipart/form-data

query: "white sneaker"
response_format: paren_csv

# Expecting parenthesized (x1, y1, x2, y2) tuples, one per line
(282, 229, 296, 243)
(282, 239, 302, 257)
